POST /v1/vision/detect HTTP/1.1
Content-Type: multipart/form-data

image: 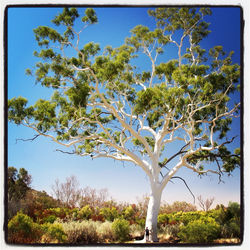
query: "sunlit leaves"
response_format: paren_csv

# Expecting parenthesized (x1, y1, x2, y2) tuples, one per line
(8, 97, 34, 125)
(52, 7, 79, 26)
(148, 7, 211, 44)
(34, 26, 63, 44)
(65, 84, 90, 107)
(155, 60, 178, 82)
(82, 8, 98, 24)
(33, 99, 57, 132)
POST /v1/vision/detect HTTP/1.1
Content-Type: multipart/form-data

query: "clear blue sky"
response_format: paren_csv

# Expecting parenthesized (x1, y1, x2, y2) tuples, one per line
(7, 6, 241, 207)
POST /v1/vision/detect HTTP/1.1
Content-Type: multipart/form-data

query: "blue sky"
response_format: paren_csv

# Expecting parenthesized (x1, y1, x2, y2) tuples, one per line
(7, 6, 241, 207)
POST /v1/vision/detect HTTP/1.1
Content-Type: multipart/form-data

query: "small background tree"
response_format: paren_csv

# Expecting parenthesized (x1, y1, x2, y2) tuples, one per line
(8, 167, 32, 219)
(197, 195, 215, 211)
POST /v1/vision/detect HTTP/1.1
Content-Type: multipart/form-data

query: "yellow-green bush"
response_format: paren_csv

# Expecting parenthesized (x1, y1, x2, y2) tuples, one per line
(112, 218, 130, 242)
(41, 223, 67, 243)
(100, 207, 118, 222)
(178, 217, 221, 243)
(78, 205, 93, 220)
(8, 212, 42, 243)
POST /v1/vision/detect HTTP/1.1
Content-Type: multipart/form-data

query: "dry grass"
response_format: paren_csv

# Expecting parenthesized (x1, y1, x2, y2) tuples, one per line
(214, 238, 241, 244)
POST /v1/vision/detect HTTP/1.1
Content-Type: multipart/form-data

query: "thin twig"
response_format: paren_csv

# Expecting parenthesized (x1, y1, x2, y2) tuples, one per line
(16, 134, 40, 144)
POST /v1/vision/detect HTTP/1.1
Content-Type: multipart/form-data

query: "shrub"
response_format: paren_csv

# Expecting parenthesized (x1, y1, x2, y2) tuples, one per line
(158, 213, 169, 227)
(8, 212, 42, 243)
(159, 223, 181, 238)
(112, 218, 130, 242)
(169, 211, 204, 226)
(96, 221, 115, 242)
(41, 223, 67, 243)
(135, 218, 145, 228)
(221, 221, 240, 238)
(100, 207, 119, 222)
(123, 206, 135, 221)
(129, 223, 144, 239)
(43, 215, 57, 224)
(178, 217, 221, 243)
(36, 207, 68, 224)
(62, 220, 99, 244)
(226, 202, 240, 222)
(78, 205, 93, 220)
(91, 214, 105, 222)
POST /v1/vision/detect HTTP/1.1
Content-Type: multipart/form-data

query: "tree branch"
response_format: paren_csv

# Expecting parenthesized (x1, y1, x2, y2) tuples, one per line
(16, 134, 40, 144)
(171, 176, 196, 203)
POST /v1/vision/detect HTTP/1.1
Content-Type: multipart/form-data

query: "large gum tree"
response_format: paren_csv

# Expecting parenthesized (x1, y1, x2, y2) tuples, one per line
(8, 7, 241, 242)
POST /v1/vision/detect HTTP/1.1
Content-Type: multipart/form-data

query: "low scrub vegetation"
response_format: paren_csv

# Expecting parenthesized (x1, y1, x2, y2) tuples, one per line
(7, 168, 241, 244)
(7, 201, 241, 244)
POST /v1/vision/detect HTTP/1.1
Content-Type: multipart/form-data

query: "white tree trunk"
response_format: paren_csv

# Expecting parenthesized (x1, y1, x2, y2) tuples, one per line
(144, 183, 162, 242)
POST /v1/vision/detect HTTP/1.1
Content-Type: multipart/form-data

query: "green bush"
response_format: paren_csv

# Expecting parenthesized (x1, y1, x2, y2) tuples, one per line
(135, 218, 145, 228)
(169, 211, 204, 225)
(43, 215, 57, 224)
(158, 213, 169, 226)
(100, 207, 119, 222)
(178, 217, 221, 243)
(112, 218, 130, 242)
(78, 205, 93, 220)
(123, 206, 135, 221)
(41, 223, 67, 243)
(221, 221, 240, 238)
(8, 212, 42, 243)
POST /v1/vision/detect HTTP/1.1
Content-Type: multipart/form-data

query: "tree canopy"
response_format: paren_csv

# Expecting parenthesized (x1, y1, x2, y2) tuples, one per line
(8, 7, 240, 182)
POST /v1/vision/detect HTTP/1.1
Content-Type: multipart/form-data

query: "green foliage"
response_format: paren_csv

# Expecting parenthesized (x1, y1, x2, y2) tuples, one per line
(8, 167, 32, 219)
(8, 97, 34, 125)
(158, 213, 169, 226)
(36, 207, 69, 224)
(8, 167, 31, 201)
(148, 7, 211, 44)
(135, 218, 146, 229)
(169, 211, 205, 225)
(34, 26, 63, 44)
(82, 8, 98, 24)
(221, 221, 240, 238)
(43, 215, 57, 224)
(8, 212, 42, 243)
(112, 218, 130, 242)
(65, 83, 90, 107)
(78, 205, 93, 220)
(178, 217, 221, 243)
(52, 7, 79, 27)
(122, 205, 136, 221)
(41, 223, 67, 243)
(100, 207, 119, 222)
(218, 202, 241, 238)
